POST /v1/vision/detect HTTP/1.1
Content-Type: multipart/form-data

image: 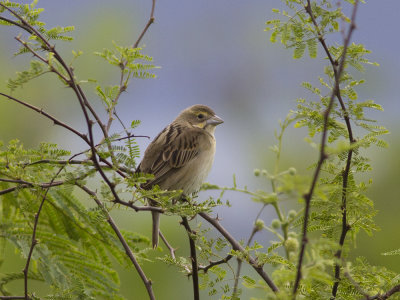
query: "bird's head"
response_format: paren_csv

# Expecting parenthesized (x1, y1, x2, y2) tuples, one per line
(176, 104, 224, 133)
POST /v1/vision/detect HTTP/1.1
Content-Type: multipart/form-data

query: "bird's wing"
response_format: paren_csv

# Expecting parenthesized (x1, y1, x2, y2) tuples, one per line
(138, 123, 203, 189)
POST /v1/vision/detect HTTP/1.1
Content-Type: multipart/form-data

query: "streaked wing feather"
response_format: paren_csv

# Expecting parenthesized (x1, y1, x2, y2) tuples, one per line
(140, 124, 202, 189)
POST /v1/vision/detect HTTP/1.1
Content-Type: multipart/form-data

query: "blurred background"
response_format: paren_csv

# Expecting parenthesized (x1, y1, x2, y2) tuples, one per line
(1, 0, 399, 299)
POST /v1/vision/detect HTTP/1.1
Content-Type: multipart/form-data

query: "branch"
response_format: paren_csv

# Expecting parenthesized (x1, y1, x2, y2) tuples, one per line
(0, 180, 64, 196)
(233, 224, 259, 296)
(0, 93, 87, 142)
(133, 0, 156, 48)
(76, 184, 155, 300)
(113, 198, 164, 213)
(292, 1, 360, 296)
(0, 5, 121, 205)
(368, 285, 400, 300)
(14, 36, 69, 83)
(344, 269, 400, 300)
(22, 161, 67, 299)
(304, 2, 356, 297)
(0, 92, 129, 179)
(159, 230, 176, 259)
(199, 255, 233, 273)
(104, 0, 156, 148)
(22, 159, 131, 177)
(343, 268, 371, 299)
(23, 192, 46, 300)
(199, 212, 279, 293)
(0, 169, 90, 196)
(181, 217, 199, 300)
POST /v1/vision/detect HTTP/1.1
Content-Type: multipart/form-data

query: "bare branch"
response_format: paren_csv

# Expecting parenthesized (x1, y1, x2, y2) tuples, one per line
(199, 255, 233, 273)
(199, 212, 279, 293)
(344, 269, 400, 300)
(0, 93, 87, 142)
(113, 198, 164, 213)
(368, 285, 400, 300)
(181, 217, 199, 300)
(159, 230, 176, 259)
(232, 225, 259, 297)
(134, 0, 156, 48)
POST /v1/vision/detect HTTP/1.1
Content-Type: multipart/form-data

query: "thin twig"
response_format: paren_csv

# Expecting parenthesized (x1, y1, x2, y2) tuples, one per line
(232, 225, 259, 297)
(114, 198, 164, 213)
(344, 268, 400, 300)
(199, 255, 233, 273)
(181, 217, 200, 300)
(104, 0, 156, 151)
(304, 2, 356, 298)
(0, 170, 91, 196)
(0, 5, 120, 205)
(343, 269, 371, 299)
(0, 2, 159, 299)
(0, 178, 63, 187)
(159, 230, 176, 259)
(77, 184, 156, 300)
(292, 1, 360, 297)
(0, 14, 29, 29)
(0, 93, 87, 141)
(14, 36, 69, 82)
(0, 92, 127, 178)
(23, 162, 67, 299)
(133, 0, 156, 48)
(0, 180, 64, 196)
(199, 212, 279, 293)
(367, 285, 400, 300)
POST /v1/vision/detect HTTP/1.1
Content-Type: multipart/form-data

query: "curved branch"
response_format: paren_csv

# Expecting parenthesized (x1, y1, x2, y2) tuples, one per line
(159, 230, 176, 259)
(199, 255, 233, 273)
(368, 285, 400, 300)
(199, 212, 279, 293)
(77, 184, 156, 300)
(23, 160, 68, 299)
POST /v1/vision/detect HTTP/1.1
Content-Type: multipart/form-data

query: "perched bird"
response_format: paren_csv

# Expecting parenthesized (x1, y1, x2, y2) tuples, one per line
(136, 104, 223, 248)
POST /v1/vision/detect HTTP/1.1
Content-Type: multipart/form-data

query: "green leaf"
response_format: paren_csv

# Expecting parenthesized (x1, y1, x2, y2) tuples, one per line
(381, 249, 400, 256)
(293, 42, 306, 59)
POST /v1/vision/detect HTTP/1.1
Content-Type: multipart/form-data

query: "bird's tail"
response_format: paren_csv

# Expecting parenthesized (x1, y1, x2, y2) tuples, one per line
(152, 211, 160, 248)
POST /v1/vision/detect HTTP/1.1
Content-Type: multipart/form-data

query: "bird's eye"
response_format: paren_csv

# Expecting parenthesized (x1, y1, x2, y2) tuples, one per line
(197, 113, 204, 119)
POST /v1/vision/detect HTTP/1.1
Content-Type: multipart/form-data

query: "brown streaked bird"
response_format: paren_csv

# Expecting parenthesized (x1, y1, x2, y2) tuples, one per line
(136, 104, 223, 248)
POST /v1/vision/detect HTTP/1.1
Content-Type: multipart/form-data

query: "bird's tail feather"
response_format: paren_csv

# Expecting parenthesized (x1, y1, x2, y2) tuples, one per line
(152, 211, 160, 248)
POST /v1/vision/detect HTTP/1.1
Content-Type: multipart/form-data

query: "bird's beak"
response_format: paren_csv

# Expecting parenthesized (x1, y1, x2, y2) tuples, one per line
(206, 115, 224, 126)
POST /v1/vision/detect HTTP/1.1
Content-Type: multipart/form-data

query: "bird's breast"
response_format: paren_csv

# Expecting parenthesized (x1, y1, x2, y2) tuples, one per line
(163, 136, 216, 195)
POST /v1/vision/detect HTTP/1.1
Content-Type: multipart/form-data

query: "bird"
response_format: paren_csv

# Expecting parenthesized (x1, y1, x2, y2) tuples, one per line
(136, 104, 223, 248)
